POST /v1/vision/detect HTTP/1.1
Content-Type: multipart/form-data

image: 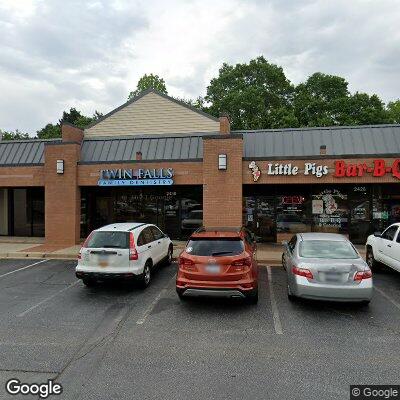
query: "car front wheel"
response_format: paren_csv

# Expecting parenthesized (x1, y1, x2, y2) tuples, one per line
(366, 248, 380, 272)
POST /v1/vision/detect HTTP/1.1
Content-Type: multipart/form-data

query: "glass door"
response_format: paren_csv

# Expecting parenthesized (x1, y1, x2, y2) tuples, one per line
(349, 185, 371, 244)
(243, 196, 276, 242)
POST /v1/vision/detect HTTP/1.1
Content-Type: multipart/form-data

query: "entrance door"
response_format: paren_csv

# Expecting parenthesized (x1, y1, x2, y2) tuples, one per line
(243, 196, 276, 242)
(349, 186, 371, 244)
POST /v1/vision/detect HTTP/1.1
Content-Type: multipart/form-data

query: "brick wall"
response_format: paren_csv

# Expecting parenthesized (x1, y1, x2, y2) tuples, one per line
(203, 135, 243, 228)
(44, 143, 81, 246)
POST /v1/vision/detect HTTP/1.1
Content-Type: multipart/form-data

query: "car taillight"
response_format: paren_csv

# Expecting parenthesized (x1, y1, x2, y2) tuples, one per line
(78, 232, 94, 260)
(354, 269, 372, 281)
(231, 257, 252, 271)
(179, 257, 195, 270)
(231, 257, 252, 267)
(292, 266, 313, 279)
(129, 232, 138, 260)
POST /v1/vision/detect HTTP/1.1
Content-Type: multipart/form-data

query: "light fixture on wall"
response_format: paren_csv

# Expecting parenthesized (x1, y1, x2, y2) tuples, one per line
(218, 154, 227, 170)
(56, 159, 64, 174)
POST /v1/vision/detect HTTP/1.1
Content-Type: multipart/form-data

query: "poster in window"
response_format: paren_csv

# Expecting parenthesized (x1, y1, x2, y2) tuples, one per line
(312, 200, 323, 214)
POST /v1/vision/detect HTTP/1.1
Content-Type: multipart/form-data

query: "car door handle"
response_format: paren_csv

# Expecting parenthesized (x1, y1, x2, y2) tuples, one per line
(158, 241, 161, 244)
(388, 244, 392, 247)
(148, 245, 152, 249)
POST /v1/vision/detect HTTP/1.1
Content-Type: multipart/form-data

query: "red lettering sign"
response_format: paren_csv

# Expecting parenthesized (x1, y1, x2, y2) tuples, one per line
(334, 159, 400, 180)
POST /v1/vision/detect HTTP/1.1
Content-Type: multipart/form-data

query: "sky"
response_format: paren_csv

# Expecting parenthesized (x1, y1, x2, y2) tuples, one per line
(0, 0, 400, 135)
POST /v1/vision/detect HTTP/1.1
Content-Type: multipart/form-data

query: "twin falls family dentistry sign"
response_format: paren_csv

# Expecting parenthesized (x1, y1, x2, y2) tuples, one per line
(98, 168, 174, 186)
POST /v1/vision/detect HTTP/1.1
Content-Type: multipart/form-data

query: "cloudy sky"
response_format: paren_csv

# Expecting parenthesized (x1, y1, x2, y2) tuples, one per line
(0, 0, 399, 135)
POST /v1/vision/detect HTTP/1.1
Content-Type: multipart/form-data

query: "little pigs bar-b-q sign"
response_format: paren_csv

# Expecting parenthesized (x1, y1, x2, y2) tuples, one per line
(334, 159, 400, 179)
(98, 167, 174, 186)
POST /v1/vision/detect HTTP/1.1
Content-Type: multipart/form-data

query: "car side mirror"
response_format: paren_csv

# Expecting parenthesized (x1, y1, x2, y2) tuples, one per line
(282, 240, 288, 247)
(373, 232, 382, 237)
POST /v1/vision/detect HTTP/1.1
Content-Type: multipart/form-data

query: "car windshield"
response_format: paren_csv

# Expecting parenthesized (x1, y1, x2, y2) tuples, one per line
(299, 240, 358, 259)
(85, 231, 129, 249)
(186, 238, 244, 256)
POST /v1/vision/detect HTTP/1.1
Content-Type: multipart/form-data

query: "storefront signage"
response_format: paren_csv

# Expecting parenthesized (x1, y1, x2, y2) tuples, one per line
(334, 159, 400, 179)
(98, 168, 174, 186)
(248, 161, 261, 182)
(267, 162, 329, 178)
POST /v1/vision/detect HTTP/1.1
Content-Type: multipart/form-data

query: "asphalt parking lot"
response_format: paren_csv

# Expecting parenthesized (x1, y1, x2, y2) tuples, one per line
(0, 258, 399, 400)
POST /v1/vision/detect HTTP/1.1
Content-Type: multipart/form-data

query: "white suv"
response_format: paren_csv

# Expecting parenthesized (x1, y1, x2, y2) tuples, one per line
(76, 223, 173, 288)
(366, 223, 400, 273)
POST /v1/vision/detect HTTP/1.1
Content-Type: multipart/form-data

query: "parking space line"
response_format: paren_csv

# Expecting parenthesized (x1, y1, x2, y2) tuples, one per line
(267, 266, 283, 335)
(17, 280, 80, 317)
(136, 275, 175, 325)
(0, 259, 48, 279)
(375, 286, 400, 311)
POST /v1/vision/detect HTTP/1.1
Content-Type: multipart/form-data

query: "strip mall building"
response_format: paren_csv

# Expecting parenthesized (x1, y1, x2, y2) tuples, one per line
(1, 89, 400, 246)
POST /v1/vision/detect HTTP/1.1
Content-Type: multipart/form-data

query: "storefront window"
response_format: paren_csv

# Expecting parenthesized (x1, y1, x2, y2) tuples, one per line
(312, 188, 348, 234)
(7, 188, 44, 237)
(276, 194, 311, 236)
(81, 186, 202, 240)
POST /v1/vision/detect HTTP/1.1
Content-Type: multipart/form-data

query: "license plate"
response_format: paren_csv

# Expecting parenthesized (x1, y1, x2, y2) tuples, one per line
(324, 272, 341, 282)
(205, 265, 220, 274)
(98, 256, 109, 267)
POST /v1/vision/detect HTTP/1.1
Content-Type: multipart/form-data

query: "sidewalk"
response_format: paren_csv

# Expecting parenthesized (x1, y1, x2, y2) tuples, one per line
(0, 238, 367, 265)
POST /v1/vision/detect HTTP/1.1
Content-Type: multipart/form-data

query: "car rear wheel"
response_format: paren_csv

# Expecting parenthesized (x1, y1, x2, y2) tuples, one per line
(176, 289, 187, 301)
(287, 284, 297, 302)
(366, 248, 380, 272)
(82, 278, 97, 287)
(139, 262, 152, 289)
(246, 289, 258, 304)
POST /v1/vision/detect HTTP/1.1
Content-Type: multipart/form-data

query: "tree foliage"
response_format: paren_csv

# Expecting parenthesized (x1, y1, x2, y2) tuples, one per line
(204, 60, 396, 130)
(2, 58, 399, 141)
(36, 108, 103, 139)
(387, 100, 400, 123)
(0, 129, 30, 140)
(204, 56, 295, 130)
(128, 73, 167, 100)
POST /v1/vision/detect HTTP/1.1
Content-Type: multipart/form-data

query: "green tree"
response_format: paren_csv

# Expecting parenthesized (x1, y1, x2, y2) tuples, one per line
(0, 129, 30, 140)
(36, 108, 103, 139)
(204, 56, 295, 130)
(336, 93, 390, 125)
(293, 72, 390, 127)
(293, 73, 350, 126)
(387, 100, 400, 123)
(128, 73, 168, 100)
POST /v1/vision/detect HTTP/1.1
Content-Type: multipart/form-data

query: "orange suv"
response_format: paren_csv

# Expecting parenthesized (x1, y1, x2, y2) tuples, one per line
(176, 227, 258, 304)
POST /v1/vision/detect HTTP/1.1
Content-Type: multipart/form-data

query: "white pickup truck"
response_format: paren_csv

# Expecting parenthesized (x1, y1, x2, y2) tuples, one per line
(366, 223, 400, 272)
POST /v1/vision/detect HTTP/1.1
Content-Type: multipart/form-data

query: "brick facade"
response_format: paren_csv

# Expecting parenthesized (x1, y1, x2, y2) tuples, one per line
(44, 142, 81, 245)
(1, 122, 400, 244)
(203, 135, 243, 228)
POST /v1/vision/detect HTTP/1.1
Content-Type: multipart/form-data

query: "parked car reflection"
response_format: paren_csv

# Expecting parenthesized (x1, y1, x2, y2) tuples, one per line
(277, 213, 308, 233)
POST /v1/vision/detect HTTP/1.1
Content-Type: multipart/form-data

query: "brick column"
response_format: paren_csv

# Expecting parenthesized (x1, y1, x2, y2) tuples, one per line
(44, 123, 83, 246)
(202, 134, 243, 228)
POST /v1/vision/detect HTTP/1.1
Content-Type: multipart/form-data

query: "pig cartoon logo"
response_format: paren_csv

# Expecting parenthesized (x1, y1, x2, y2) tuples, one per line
(248, 161, 261, 182)
(322, 193, 338, 215)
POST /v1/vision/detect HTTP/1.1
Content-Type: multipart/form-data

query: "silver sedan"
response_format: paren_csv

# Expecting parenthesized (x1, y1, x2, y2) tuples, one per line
(282, 233, 373, 304)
